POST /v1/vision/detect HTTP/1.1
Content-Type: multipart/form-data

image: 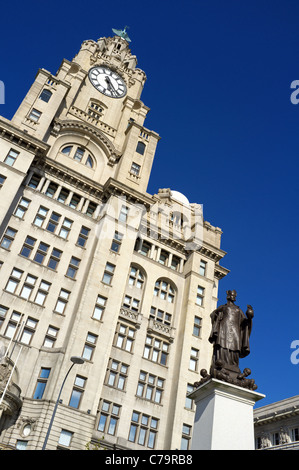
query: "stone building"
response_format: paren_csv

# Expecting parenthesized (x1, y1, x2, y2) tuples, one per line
(0, 29, 228, 450)
(254, 395, 299, 450)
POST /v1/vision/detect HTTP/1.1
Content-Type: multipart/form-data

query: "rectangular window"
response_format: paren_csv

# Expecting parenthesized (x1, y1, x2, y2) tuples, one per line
(34, 280, 51, 306)
(92, 295, 106, 321)
(45, 182, 58, 198)
(53, 289, 69, 315)
(20, 274, 37, 300)
(57, 188, 69, 204)
(69, 193, 81, 209)
(20, 236, 36, 258)
(119, 205, 129, 223)
(33, 242, 49, 265)
(136, 371, 164, 404)
(29, 108, 41, 122)
(82, 332, 98, 361)
(130, 162, 141, 176)
(20, 317, 38, 345)
(58, 430, 73, 447)
(102, 262, 115, 285)
(1, 227, 17, 250)
(105, 359, 129, 391)
(59, 218, 73, 239)
(4, 149, 19, 166)
(128, 411, 158, 448)
(33, 206, 49, 227)
(66, 257, 80, 279)
(143, 335, 169, 366)
(33, 368, 51, 399)
(28, 174, 42, 189)
(14, 197, 31, 219)
(5, 268, 23, 294)
(0, 174, 7, 187)
(0, 305, 8, 327)
(114, 323, 136, 353)
(110, 231, 123, 253)
(43, 325, 59, 348)
(185, 384, 195, 410)
(98, 400, 121, 436)
(46, 212, 61, 233)
(85, 201, 97, 217)
(199, 260, 207, 276)
(181, 424, 192, 450)
(39, 89, 52, 102)
(47, 248, 62, 270)
(189, 348, 199, 371)
(69, 375, 86, 409)
(193, 316, 202, 337)
(123, 295, 140, 312)
(140, 241, 151, 257)
(77, 226, 90, 247)
(196, 286, 205, 306)
(5, 311, 22, 338)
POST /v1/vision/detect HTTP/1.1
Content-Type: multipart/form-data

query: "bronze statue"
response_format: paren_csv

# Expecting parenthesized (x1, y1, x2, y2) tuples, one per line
(195, 290, 257, 390)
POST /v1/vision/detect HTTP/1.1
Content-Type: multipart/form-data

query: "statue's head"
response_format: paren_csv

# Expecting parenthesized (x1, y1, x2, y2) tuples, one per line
(226, 289, 237, 301)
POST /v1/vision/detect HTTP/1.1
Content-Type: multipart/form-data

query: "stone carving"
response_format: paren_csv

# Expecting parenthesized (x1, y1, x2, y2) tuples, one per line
(194, 290, 257, 390)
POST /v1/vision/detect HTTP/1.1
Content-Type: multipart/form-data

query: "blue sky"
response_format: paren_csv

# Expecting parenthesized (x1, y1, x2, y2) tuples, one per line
(1, 0, 299, 406)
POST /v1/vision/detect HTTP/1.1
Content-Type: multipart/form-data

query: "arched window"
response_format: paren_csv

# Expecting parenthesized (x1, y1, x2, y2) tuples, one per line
(59, 145, 95, 169)
(128, 266, 145, 289)
(61, 146, 73, 155)
(85, 155, 94, 168)
(153, 280, 175, 303)
(39, 89, 52, 103)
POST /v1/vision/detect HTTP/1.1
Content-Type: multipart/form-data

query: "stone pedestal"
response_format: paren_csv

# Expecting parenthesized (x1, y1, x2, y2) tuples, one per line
(189, 379, 265, 450)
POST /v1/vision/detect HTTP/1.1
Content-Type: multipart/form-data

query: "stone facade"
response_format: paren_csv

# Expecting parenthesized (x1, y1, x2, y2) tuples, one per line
(0, 31, 228, 450)
(254, 395, 299, 450)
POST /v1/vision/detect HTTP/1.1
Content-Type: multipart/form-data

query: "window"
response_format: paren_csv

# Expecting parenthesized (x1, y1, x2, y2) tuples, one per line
(110, 231, 123, 253)
(193, 316, 202, 337)
(66, 257, 80, 279)
(92, 295, 106, 321)
(136, 141, 146, 155)
(33, 206, 49, 227)
(59, 218, 73, 239)
(16, 440, 28, 450)
(46, 212, 61, 233)
(130, 162, 141, 176)
(158, 250, 168, 265)
(128, 411, 158, 448)
(199, 260, 207, 276)
(154, 280, 175, 303)
(58, 430, 73, 447)
(128, 266, 144, 289)
(74, 147, 84, 162)
(45, 182, 58, 198)
(34, 280, 51, 306)
(189, 348, 199, 371)
(136, 371, 164, 404)
(1, 227, 17, 250)
(85, 155, 94, 168)
(47, 248, 62, 270)
(98, 400, 121, 436)
(114, 323, 136, 352)
(61, 146, 73, 156)
(149, 307, 172, 326)
(140, 240, 151, 257)
(0, 305, 8, 327)
(69, 193, 81, 209)
(33, 242, 49, 264)
(85, 201, 97, 217)
(20, 236, 36, 258)
(185, 384, 195, 410)
(102, 262, 115, 285)
(105, 359, 129, 391)
(29, 108, 41, 122)
(5, 311, 21, 338)
(77, 226, 90, 247)
(20, 274, 37, 300)
(0, 174, 6, 187)
(28, 173, 42, 189)
(123, 295, 140, 312)
(20, 317, 38, 345)
(14, 197, 31, 219)
(4, 149, 19, 166)
(170, 255, 180, 271)
(196, 286, 204, 306)
(5, 268, 23, 294)
(69, 375, 86, 409)
(43, 326, 59, 348)
(39, 89, 52, 102)
(143, 335, 169, 366)
(54, 289, 70, 314)
(82, 332, 98, 361)
(57, 188, 69, 203)
(181, 424, 192, 450)
(119, 205, 129, 223)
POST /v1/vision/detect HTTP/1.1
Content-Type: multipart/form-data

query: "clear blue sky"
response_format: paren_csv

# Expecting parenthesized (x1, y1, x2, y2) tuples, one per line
(1, 0, 299, 406)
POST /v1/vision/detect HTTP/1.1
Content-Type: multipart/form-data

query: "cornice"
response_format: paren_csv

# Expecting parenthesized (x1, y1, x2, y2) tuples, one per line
(0, 117, 49, 156)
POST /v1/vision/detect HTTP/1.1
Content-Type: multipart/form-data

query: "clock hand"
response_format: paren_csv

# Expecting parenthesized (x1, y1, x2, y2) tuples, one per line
(105, 76, 117, 96)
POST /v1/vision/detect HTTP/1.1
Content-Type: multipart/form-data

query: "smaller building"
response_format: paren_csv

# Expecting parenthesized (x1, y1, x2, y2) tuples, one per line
(254, 395, 299, 450)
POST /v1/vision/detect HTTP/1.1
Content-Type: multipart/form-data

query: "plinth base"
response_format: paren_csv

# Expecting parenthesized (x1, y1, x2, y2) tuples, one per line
(189, 378, 265, 450)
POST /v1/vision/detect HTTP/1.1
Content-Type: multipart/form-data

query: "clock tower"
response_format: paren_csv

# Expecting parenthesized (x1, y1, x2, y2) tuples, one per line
(0, 29, 228, 450)
(12, 29, 159, 193)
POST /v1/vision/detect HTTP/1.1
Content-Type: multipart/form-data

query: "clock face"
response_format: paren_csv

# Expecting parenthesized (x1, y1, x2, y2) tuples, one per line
(88, 66, 127, 98)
